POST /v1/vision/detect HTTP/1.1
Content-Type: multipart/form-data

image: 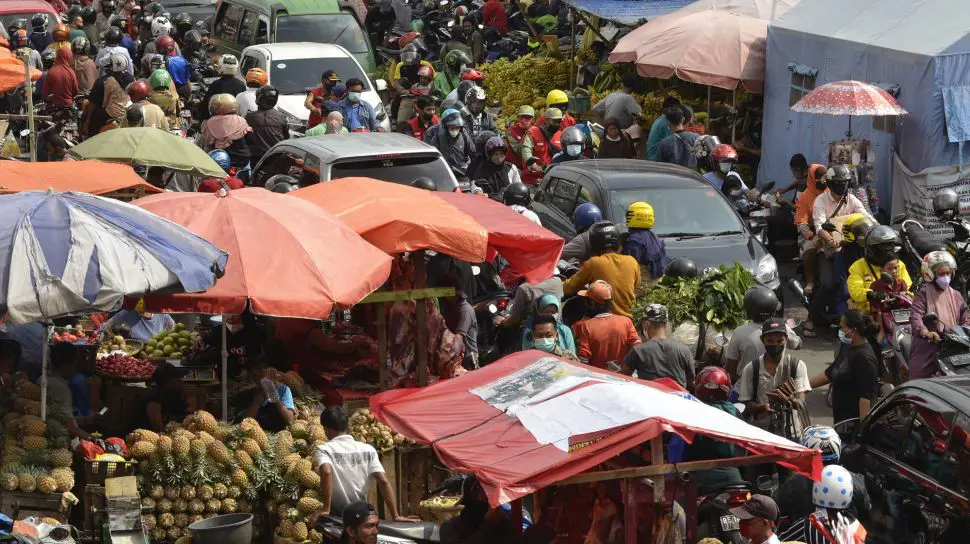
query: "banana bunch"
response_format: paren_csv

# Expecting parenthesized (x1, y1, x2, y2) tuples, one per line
(479, 55, 571, 117)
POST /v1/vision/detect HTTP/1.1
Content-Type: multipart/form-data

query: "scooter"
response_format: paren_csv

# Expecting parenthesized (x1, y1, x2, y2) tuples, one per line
(921, 312, 970, 376)
(867, 272, 913, 384)
(695, 481, 752, 544)
(893, 214, 945, 294)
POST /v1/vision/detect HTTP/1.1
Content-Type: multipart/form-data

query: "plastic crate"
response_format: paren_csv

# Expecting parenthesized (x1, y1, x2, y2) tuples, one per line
(85, 460, 137, 486)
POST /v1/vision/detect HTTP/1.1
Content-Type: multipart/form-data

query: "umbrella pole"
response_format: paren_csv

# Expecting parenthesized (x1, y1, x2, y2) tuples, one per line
(221, 314, 228, 421)
(731, 88, 737, 143)
(415, 252, 429, 387)
(40, 323, 50, 421)
(23, 55, 36, 163)
(377, 304, 388, 390)
(706, 86, 711, 132)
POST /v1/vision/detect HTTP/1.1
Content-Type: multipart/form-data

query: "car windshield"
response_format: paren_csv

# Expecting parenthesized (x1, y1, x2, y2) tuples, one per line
(270, 57, 368, 95)
(609, 186, 744, 237)
(330, 156, 456, 190)
(275, 14, 369, 54)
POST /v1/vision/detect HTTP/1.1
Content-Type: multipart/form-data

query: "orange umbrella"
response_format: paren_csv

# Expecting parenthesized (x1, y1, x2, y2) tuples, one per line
(0, 48, 41, 93)
(132, 187, 393, 318)
(0, 161, 162, 195)
(292, 178, 489, 263)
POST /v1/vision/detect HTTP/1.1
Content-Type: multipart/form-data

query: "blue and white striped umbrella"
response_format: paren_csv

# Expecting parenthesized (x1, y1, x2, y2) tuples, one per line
(0, 190, 230, 325)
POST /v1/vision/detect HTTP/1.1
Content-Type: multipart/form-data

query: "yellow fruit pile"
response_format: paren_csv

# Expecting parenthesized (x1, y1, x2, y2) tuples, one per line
(348, 409, 415, 454)
(479, 55, 571, 117)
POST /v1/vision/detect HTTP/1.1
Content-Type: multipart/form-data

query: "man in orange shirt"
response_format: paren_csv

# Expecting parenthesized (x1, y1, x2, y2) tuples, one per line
(789, 154, 828, 296)
(571, 281, 641, 369)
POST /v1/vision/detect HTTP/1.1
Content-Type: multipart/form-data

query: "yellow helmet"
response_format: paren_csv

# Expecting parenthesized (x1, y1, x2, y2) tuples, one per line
(626, 201, 655, 229)
(841, 212, 874, 245)
(546, 89, 568, 107)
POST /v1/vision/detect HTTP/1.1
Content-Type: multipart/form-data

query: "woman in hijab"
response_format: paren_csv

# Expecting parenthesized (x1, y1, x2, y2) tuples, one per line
(598, 117, 635, 159)
(909, 250, 969, 378)
(72, 40, 98, 93)
(42, 47, 78, 107)
(200, 93, 252, 169)
(521, 293, 576, 353)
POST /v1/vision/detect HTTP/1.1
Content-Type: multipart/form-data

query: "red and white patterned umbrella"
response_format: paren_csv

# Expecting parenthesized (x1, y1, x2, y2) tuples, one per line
(791, 80, 908, 116)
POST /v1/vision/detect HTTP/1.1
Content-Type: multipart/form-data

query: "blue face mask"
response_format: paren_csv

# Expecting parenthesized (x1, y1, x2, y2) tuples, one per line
(566, 144, 582, 157)
(533, 337, 556, 352)
(936, 275, 952, 289)
(838, 329, 853, 344)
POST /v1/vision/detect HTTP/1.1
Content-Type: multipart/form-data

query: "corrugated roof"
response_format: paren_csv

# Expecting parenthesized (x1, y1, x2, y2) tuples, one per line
(771, 0, 970, 57)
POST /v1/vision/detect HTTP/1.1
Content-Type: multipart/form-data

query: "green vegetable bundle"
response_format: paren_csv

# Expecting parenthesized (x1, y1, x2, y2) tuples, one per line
(634, 262, 754, 331)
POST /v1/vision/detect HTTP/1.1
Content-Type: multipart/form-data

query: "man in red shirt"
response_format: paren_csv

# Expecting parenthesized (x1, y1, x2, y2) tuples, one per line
(304, 70, 340, 130)
(571, 280, 641, 369)
(483, 0, 508, 34)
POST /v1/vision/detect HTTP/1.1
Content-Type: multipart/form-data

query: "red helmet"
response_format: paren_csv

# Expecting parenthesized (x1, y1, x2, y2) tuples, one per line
(417, 64, 434, 79)
(710, 143, 739, 164)
(460, 68, 484, 82)
(127, 79, 151, 103)
(53, 23, 71, 42)
(694, 366, 732, 402)
(398, 31, 421, 48)
(155, 35, 176, 55)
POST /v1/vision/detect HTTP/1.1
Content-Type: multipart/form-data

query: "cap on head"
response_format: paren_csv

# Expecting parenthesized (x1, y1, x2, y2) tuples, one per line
(342, 501, 376, 529)
(729, 494, 778, 521)
(578, 280, 612, 304)
(761, 317, 786, 338)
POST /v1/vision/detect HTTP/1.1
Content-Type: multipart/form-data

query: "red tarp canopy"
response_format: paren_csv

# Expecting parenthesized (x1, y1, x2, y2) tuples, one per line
(0, 161, 161, 196)
(372, 351, 821, 507)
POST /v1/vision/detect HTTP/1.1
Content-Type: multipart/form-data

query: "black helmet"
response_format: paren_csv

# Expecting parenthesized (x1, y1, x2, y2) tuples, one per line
(255, 85, 279, 109)
(102, 0, 118, 12)
(8, 19, 28, 36)
(40, 48, 56, 69)
(267, 174, 299, 193)
(105, 26, 123, 46)
(173, 12, 193, 30)
(743, 286, 779, 322)
(31, 13, 47, 32)
(110, 14, 128, 31)
(183, 29, 202, 48)
(146, 2, 164, 16)
(410, 177, 436, 191)
(455, 80, 477, 105)
(665, 257, 698, 278)
(401, 42, 421, 65)
(125, 104, 145, 126)
(503, 182, 531, 207)
(65, 5, 83, 23)
(560, 126, 585, 147)
(933, 188, 961, 220)
(589, 221, 621, 254)
(71, 36, 89, 56)
(864, 225, 901, 266)
(81, 7, 97, 24)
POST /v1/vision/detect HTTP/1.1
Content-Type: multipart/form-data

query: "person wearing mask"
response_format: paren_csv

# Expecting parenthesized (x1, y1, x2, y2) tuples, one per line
(199, 54, 245, 121)
(472, 135, 522, 198)
(42, 47, 78, 108)
(808, 165, 876, 336)
(306, 110, 348, 136)
(790, 155, 828, 297)
(96, 27, 134, 76)
(403, 95, 438, 142)
(29, 14, 52, 52)
(622, 201, 669, 286)
(541, 89, 576, 129)
(847, 226, 911, 312)
(833, 213, 877, 316)
(201, 93, 252, 169)
(245, 84, 288, 165)
(11, 29, 42, 71)
(95, 0, 118, 40)
(243, 358, 295, 431)
(703, 144, 747, 191)
(517, 106, 559, 182)
(125, 79, 168, 130)
(599, 117, 636, 159)
(521, 293, 576, 353)
(100, 299, 175, 341)
(483, 0, 508, 33)
(563, 222, 641, 318)
(424, 108, 474, 174)
(907, 251, 969, 379)
(645, 96, 679, 161)
(571, 280, 641, 368)
(390, 42, 428, 129)
(549, 125, 587, 164)
(81, 7, 98, 44)
(730, 495, 782, 544)
(463, 86, 497, 140)
(146, 68, 179, 126)
(461, 16, 484, 65)
(502, 182, 541, 225)
(505, 105, 543, 184)
(778, 465, 867, 544)
(656, 106, 698, 169)
(137, 362, 190, 432)
(621, 303, 694, 387)
(364, 0, 396, 46)
(738, 317, 811, 434)
(338, 78, 381, 132)
(143, 16, 182, 60)
(496, 274, 564, 329)
(309, 406, 405, 520)
(561, 202, 603, 262)
(108, 16, 136, 60)
(529, 314, 579, 361)
(71, 37, 97, 93)
(171, 12, 194, 46)
(198, 150, 245, 192)
(724, 287, 801, 378)
(592, 74, 642, 130)
(338, 502, 380, 544)
(85, 53, 133, 135)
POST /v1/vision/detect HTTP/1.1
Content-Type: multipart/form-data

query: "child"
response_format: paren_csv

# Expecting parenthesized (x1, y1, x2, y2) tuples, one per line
(866, 257, 908, 344)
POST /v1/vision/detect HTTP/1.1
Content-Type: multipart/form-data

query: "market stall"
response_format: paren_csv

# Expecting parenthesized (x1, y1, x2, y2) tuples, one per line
(69, 128, 228, 179)
(0, 161, 163, 200)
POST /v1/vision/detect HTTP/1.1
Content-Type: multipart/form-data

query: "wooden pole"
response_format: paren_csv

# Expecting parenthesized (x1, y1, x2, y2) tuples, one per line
(377, 304, 388, 390)
(650, 437, 664, 503)
(221, 314, 228, 421)
(23, 53, 36, 163)
(414, 252, 429, 386)
(569, 9, 577, 90)
(552, 453, 789, 486)
(623, 478, 637, 544)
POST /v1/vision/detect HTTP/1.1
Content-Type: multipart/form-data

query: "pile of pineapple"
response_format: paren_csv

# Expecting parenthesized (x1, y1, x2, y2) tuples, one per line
(348, 409, 414, 454)
(0, 375, 75, 499)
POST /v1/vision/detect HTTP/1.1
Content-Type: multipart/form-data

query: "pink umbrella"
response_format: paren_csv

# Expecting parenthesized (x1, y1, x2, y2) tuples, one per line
(609, 10, 768, 92)
(682, 0, 801, 19)
(790, 80, 908, 116)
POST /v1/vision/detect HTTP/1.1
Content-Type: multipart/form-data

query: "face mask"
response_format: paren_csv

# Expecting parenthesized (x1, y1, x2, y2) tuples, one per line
(796, 181, 808, 191)
(764, 344, 785, 360)
(490, 152, 504, 165)
(838, 329, 853, 344)
(718, 162, 733, 174)
(533, 337, 556, 352)
(347, 91, 360, 103)
(936, 275, 952, 289)
(829, 183, 847, 196)
(549, 122, 561, 131)
(324, 81, 336, 91)
(815, 179, 827, 191)
(448, 127, 460, 138)
(606, 133, 620, 142)
(518, 118, 532, 130)
(566, 144, 582, 157)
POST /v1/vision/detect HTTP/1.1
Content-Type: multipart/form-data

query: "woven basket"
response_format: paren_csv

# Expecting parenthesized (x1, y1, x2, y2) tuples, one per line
(418, 504, 463, 525)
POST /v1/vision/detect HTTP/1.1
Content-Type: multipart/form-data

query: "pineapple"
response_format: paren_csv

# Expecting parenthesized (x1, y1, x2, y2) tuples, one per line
(297, 497, 322, 515)
(193, 411, 219, 434)
(197, 484, 214, 501)
(22, 435, 48, 451)
(46, 419, 70, 449)
(157, 498, 173, 513)
(20, 416, 46, 437)
(142, 498, 156, 510)
(130, 441, 156, 460)
(293, 521, 309, 541)
(293, 439, 309, 454)
(37, 475, 57, 494)
(274, 430, 294, 457)
(142, 514, 156, 531)
(20, 399, 42, 417)
(301, 488, 320, 500)
(308, 529, 323, 544)
(150, 528, 166, 543)
(164, 486, 180, 500)
(180, 485, 196, 501)
(205, 499, 221, 513)
(276, 503, 296, 520)
(149, 485, 165, 500)
(281, 453, 302, 473)
(156, 436, 173, 456)
(300, 469, 320, 490)
(175, 536, 193, 544)
(49, 449, 72, 468)
(207, 442, 233, 467)
(308, 425, 326, 444)
(189, 439, 207, 459)
(167, 527, 182, 540)
(195, 431, 215, 447)
(279, 520, 296, 539)
(188, 514, 203, 525)
(211, 424, 230, 441)
(220, 498, 237, 513)
(173, 499, 188, 513)
(290, 421, 309, 440)
(212, 483, 227, 499)
(233, 450, 253, 473)
(240, 438, 261, 457)
(51, 468, 73, 492)
(17, 471, 36, 493)
(188, 499, 205, 514)
(1, 473, 19, 491)
(128, 429, 160, 446)
(172, 435, 191, 458)
(226, 485, 241, 499)
(174, 513, 189, 529)
(16, 380, 41, 401)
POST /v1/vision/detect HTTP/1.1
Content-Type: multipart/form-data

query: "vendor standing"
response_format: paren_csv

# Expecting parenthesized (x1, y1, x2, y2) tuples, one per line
(136, 362, 191, 432)
(100, 299, 175, 341)
(46, 343, 96, 440)
(243, 358, 295, 432)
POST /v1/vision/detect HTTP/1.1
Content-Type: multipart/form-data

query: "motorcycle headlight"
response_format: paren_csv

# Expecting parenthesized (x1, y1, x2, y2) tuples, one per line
(755, 254, 779, 287)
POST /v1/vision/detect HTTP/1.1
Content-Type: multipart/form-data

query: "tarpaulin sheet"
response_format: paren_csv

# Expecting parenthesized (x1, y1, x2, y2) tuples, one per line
(371, 351, 821, 507)
(0, 161, 161, 196)
(942, 85, 970, 143)
(562, 0, 692, 26)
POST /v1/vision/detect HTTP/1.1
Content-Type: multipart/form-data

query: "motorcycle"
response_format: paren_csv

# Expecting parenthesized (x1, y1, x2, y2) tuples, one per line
(867, 273, 913, 384)
(727, 181, 775, 246)
(695, 481, 751, 544)
(921, 312, 970, 376)
(893, 214, 945, 294)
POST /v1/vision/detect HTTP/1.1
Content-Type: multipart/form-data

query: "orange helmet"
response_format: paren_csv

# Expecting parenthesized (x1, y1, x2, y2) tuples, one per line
(53, 23, 70, 42)
(245, 67, 268, 86)
(460, 68, 484, 81)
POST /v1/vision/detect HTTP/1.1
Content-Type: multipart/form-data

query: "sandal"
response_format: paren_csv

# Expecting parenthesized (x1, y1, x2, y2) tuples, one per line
(803, 322, 817, 338)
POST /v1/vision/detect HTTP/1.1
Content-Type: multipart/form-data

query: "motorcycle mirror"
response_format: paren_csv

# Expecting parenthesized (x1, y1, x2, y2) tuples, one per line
(787, 279, 810, 306)
(821, 222, 837, 232)
(714, 334, 729, 347)
(733, 402, 746, 414)
(760, 181, 776, 193)
(747, 219, 765, 233)
(891, 213, 908, 225)
(19, 129, 30, 137)
(923, 312, 939, 328)
(374, 78, 388, 92)
(447, 19, 455, 27)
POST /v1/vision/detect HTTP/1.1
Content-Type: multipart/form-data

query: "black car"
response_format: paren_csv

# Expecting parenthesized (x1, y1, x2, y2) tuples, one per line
(532, 159, 781, 292)
(839, 377, 970, 544)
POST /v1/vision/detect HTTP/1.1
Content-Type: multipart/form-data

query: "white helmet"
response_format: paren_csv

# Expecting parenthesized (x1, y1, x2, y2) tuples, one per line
(109, 53, 129, 74)
(801, 425, 842, 464)
(217, 54, 239, 76)
(813, 465, 854, 509)
(151, 16, 171, 38)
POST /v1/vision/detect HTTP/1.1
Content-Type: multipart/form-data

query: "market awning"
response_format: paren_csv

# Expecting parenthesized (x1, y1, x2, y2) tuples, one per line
(371, 351, 822, 507)
(0, 47, 41, 93)
(561, 0, 693, 26)
(0, 161, 162, 196)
